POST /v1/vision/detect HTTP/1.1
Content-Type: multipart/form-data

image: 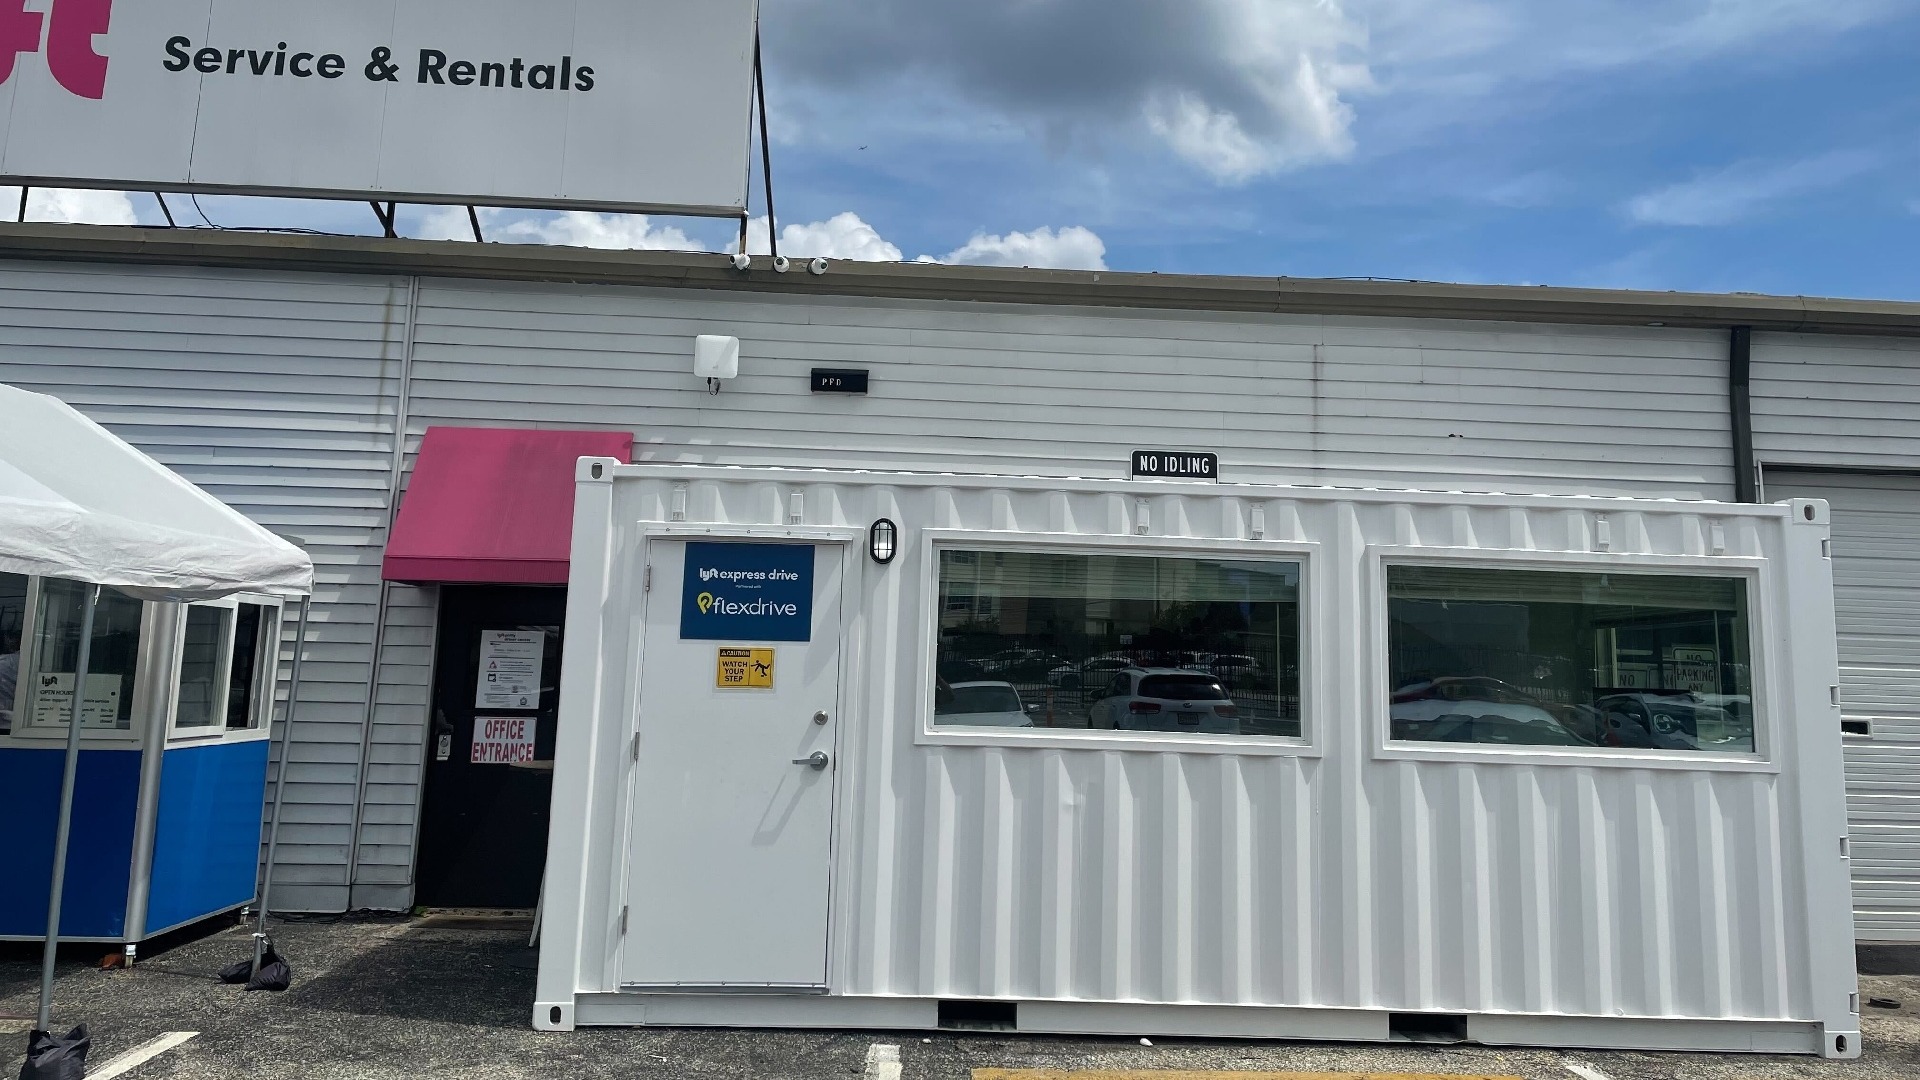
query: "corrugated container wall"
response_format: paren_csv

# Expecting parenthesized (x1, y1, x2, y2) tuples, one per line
(538, 467, 1857, 1055)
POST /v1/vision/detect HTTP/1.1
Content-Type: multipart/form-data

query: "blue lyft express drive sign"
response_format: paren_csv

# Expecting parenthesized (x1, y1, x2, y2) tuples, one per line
(680, 542, 814, 642)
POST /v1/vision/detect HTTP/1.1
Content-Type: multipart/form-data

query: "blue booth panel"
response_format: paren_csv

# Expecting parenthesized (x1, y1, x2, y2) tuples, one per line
(145, 739, 270, 935)
(0, 749, 141, 939)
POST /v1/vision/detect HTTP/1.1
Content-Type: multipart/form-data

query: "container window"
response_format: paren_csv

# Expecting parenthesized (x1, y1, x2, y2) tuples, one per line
(1387, 565, 1755, 753)
(176, 605, 234, 731)
(934, 549, 1303, 738)
(226, 603, 276, 730)
(0, 572, 26, 735)
(28, 579, 145, 731)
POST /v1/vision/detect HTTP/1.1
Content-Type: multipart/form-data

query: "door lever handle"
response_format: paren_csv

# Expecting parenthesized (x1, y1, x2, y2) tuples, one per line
(792, 751, 830, 770)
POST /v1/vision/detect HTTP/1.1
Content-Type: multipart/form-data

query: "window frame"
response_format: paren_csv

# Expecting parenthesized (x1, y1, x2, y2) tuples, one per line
(1368, 545, 1778, 772)
(916, 530, 1321, 756)
(168, 594, 283, 745)
(14, 576, 157, 743)
(169, 599, 239, 738)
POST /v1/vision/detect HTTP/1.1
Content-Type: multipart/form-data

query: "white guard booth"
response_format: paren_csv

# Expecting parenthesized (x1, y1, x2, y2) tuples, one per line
(537, 462, 1860, 1058)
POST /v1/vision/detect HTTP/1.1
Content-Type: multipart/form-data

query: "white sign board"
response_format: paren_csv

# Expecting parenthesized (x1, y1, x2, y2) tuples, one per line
(476, 628, 545, 710)
(30, 673, 122, 728)
(0, 0, 757, 214)
(471, 714, 536, 764)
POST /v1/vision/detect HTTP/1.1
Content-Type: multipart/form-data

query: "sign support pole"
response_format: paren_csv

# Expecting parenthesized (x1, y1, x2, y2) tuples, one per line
(36, 583, 100, 1033)
(253, 594, 311, 977)
(754, 30, 777, 262)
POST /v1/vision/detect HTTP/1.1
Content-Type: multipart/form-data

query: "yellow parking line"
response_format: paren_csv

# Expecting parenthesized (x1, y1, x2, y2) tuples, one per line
(972, 1072, 1527, 1080)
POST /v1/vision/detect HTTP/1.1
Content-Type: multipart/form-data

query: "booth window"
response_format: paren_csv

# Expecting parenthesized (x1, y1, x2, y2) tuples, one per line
(28, 578, 144, 731)
(0, 572, 25, 735)
(175, 605, 234, 730)
(934, 549, 1302, 738)
(1387, 565, 1755, 753)
(226, 602, 276, 730)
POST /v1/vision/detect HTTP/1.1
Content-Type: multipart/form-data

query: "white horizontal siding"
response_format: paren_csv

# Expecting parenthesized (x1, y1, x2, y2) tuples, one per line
(1753, 333, 1920, 470)
(0, 259, 409, 913)
(407, 279, 1736, 499)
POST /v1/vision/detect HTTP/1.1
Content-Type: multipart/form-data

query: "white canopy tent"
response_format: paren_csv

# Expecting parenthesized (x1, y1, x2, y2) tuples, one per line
(0, 382, 314, 1033)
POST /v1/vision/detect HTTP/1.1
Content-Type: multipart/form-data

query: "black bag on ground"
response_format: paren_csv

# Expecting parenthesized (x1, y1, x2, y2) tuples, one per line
(18, 1024, 89, 1080)
(216, 947, 291, 991)
(245, 949, 291, 992)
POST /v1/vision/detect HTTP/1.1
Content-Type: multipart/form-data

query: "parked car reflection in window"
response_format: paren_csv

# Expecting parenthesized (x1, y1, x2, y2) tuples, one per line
(1387, 564, 1756, 754)
(933, 548, 1302, 739)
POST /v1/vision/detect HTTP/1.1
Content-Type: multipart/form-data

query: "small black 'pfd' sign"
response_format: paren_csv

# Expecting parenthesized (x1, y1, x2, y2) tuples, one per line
(1132, 450, 1218, 480)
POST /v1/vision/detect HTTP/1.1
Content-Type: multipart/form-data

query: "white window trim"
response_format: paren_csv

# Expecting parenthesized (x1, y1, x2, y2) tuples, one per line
(914, 529, 1322, 758)
(15, 576, 150, 744)
(1366, 545, 1780, 774)
(168, 594, 282, 745)
(167, 598, 238, 742)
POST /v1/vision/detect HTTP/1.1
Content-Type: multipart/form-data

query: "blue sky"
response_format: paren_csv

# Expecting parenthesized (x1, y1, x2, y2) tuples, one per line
(16, 1, 1920, 299)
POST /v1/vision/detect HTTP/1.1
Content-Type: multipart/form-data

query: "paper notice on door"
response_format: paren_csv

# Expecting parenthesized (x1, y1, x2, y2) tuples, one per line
(471, 715, 537, 764)
(30, 673, 122, 728)
(716, 647, 775, 689)
(476, 629, 548, 711)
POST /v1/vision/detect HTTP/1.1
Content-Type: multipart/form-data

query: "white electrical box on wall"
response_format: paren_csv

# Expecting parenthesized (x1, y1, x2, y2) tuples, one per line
(693, 336, 740, 382)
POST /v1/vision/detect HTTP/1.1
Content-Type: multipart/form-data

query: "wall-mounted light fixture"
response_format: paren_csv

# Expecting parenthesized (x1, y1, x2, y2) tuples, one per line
(869, 519, 898, 565)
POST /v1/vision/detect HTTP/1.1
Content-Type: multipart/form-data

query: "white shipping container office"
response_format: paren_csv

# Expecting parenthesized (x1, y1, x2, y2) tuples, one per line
(536, 462, 1859, 1057)
(0, 224, 1918, 941)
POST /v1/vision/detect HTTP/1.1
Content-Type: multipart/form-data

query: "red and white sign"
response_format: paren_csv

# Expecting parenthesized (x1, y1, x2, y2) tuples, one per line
(471, 714, 536, 765)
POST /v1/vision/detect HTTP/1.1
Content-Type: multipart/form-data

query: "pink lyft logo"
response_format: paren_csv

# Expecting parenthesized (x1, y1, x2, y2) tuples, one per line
(0, 0, 110, 100)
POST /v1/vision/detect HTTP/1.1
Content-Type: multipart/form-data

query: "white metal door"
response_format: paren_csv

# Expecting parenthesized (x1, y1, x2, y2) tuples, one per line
(1770, 470, 1920, 940)
(620, 538, 843, 989)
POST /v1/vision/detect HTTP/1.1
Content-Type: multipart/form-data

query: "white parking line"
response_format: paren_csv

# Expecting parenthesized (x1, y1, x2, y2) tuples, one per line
(864, 1042, 903, 1080)
(1564, 1063, 1612, 1080)
(86, 1031, 199, 1080)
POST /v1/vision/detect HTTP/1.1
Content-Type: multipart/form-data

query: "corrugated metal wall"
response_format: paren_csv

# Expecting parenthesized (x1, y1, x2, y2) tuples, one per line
(572, 472, 1847, 1029)
(4, 257, 1912, 918)
(0, 259, 410, 913)
(1767, 471, 1920, 940)
(1755, 332, 1920, 940)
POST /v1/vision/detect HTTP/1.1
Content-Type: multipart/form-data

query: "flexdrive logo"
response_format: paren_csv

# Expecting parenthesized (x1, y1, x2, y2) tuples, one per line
(0, 0, 111, 99)
(695, 591, 799, 619)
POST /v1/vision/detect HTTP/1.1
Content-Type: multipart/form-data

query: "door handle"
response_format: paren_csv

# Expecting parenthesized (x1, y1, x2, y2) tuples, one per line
(792, 751, 830, 770)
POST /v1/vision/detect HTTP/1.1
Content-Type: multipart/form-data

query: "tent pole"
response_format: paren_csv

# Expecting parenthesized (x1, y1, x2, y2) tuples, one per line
(37, 583, 100, 1032)
(253, 595, 310, 976)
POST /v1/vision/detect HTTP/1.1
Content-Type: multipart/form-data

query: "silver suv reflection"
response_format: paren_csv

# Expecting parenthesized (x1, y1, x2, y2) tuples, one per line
(1088, 667, 1240, 734)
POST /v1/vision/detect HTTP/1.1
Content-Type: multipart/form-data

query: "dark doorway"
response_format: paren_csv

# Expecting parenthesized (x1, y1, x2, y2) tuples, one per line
(415, 585, 566, 908)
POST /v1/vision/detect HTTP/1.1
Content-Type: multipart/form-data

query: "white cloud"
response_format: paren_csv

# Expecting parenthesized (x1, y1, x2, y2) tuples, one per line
(0, 187, 138, 226)
(773, 0, 1371, 183)
(1356, 0, 1904, 114)
(740, 212, 903, 261)
(1624, 151, 1878, 226)
(416, 205, 699, 249)
(925, 226, 1108, 271)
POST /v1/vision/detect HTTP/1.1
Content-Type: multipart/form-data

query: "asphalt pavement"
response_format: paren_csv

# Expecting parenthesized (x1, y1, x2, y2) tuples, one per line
(1, 915, 1914, 1080)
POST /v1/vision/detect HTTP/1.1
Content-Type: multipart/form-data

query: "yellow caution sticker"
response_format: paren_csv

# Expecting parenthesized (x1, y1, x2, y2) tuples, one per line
(716, 647, 775, 689)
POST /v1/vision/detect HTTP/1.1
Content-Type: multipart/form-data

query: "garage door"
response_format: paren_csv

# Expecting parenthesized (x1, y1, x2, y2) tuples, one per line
(1768, 470, 1920, 940)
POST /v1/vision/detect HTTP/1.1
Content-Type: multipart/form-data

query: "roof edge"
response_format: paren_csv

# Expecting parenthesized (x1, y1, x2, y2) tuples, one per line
(3, 222, 1919, 336)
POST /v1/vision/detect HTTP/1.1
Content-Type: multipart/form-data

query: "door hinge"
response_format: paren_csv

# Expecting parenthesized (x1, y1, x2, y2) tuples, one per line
(644, 565, 652, 592)
(619, 906, 629, 934)
(631, 730, 641, 761)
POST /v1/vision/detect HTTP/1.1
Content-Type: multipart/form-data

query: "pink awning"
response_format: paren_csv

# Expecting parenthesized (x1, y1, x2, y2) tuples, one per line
(382, 427, 632, 585)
